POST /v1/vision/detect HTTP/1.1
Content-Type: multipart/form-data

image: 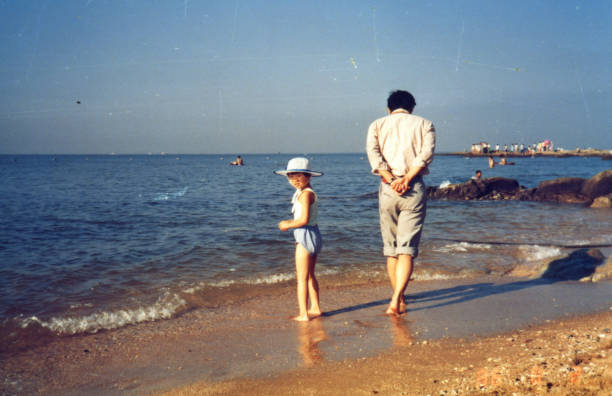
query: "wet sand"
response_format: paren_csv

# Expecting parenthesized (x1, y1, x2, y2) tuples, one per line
(2, 277, 612, 395)
(163, 310, 612, 396)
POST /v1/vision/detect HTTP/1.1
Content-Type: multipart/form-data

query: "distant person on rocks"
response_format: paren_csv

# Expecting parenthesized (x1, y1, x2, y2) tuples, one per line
(472, 170, 482, 180)
(366, 90, 435, 316)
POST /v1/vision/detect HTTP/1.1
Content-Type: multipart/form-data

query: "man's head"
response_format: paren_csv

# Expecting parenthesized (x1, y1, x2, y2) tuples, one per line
(387, 90, 416, 113)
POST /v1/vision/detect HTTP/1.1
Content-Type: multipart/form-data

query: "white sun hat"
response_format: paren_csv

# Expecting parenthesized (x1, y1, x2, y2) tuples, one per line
(274, 157, 323, 177)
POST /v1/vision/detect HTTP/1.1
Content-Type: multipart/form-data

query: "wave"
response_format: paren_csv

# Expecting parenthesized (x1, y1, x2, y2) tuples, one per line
(518, 245, 562, 261)
(18, 291, 187, 336)
(153, 187, 189, 201)
(433, 240, 564, 262)
(439, 180, 452, 188)
(434, 241, 493, 253)
(431, 238, 612, 249)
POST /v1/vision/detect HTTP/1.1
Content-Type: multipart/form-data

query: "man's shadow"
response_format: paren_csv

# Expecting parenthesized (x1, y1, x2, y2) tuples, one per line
(323, 249, 605, 317)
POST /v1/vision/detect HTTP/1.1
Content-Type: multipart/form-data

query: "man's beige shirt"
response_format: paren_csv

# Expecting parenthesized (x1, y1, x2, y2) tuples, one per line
(366, 109, 436, 177)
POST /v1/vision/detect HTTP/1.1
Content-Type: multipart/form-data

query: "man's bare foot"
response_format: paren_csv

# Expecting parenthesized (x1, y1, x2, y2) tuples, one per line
(308, 310, 322, 318)
(385, 306, 400, 316)
(292, 314, 310, 322)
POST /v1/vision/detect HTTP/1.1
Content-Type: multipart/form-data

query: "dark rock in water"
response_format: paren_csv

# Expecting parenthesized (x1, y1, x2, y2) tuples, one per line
(541, 249, 605, 280)
(533, 177, 591, 204)
(516, 188, 536, 201)
(427, 177, 518, 201)
(482, 177, 519, 195)
(428, 180, 484, 200)
(601, 154, 612, 160)
(426, 171, 610, 207)
(581, 169, 612, 199)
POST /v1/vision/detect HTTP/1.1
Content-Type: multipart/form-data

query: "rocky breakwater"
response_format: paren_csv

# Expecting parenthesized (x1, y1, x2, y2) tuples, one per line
(427, 169, 612, 208)
(511, 248, 612, 282)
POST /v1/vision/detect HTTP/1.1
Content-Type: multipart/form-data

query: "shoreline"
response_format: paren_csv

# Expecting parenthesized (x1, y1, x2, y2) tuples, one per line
(2, 276, 612, 395)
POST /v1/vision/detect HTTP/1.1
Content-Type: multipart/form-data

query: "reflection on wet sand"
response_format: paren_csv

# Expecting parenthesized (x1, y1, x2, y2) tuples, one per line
(297, 318, 327, 366)
(389, 315, 413, 347)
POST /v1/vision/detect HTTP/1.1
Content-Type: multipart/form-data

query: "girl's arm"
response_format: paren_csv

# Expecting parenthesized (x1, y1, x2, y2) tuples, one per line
(278, 190, 314, 231)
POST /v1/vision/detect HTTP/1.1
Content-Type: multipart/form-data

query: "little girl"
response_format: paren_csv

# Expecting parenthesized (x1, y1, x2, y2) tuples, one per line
(275, 157, 323, 321)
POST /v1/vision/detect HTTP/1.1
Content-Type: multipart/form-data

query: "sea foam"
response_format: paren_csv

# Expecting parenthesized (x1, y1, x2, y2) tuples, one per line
(20, 292, 186, 335)
(153, 187, 189, 201)
(519, 244, 562, 261)
(435, 241, 493, 253)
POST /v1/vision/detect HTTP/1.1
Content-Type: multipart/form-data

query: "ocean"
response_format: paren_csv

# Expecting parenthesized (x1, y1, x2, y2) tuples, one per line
(1, 154, 611, 344)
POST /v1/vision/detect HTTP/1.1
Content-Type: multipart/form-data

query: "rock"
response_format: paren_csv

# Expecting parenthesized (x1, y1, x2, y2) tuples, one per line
(427, 178, 517, 201)
(427, 180, 485, 200)
(590, 194, 612, 209)
(482, 177, 520, 194)
(516, 188, 536, 201)
(592, 255, 612, 282)
(533, 177, 590, 204)
(581, 170, 612, 199)
(541, 249, 605, 281)
(425, 171, 610, 206)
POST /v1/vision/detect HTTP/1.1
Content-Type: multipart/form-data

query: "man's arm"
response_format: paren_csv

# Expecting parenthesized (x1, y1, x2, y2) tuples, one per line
(366, 121, 394, 183)
(391, 121, 435, 194)
(411, 121, 435, 170)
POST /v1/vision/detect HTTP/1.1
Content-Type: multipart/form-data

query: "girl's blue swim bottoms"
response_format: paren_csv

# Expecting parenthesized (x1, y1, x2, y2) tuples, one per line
(293, 225, 322, 256)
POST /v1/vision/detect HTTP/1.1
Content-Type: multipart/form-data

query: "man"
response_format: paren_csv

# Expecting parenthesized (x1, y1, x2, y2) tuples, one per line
(366, 90, 435, 316)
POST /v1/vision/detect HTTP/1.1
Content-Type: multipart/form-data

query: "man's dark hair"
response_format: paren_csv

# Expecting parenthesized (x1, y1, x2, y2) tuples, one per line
(387, 90, 416, 112)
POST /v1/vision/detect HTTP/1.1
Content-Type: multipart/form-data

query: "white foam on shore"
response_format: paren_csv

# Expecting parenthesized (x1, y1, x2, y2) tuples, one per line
(412, 272, 465, 281)
(435, 241, 493, 253)
(20, 292, 186, 335)
(439, 180, 451, 188)
(184, 268, 341, 293)
(519, 245, 562, 261)
(252, 273, 295, 284)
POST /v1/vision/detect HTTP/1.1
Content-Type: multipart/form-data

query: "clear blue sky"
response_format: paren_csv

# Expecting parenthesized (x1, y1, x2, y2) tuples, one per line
(1, 0, 610, 154)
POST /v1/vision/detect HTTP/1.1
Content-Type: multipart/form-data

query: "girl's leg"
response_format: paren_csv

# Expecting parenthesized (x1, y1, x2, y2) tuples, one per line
(293, 244, 311, 321)
(307, 254, 321, 317)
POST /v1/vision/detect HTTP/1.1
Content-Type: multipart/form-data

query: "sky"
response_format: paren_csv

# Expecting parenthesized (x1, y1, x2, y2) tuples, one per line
(1, 0, 611, 154)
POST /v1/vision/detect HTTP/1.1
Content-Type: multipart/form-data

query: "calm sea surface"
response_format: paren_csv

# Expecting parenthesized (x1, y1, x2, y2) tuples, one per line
(1, 154, 611, 338)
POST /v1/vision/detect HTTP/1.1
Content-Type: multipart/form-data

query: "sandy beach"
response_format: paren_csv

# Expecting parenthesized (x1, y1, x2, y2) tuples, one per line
(3, 276, 612, 395)
(161, 310, 612, 396)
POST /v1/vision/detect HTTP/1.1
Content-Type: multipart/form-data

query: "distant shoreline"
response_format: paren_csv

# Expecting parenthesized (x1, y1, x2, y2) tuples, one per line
(1, 150, 610, 158)
(439, 148, 612, 159)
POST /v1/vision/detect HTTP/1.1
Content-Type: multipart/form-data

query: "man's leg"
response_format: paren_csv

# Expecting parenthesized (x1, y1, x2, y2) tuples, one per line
(386, 254, 413, 315)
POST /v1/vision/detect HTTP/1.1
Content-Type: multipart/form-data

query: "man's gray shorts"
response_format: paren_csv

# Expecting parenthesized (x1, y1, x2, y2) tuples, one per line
(378, 178, 427, 258)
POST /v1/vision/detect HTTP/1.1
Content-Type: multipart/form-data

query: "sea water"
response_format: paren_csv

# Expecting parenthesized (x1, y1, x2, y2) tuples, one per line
(1, 154, 611, 340)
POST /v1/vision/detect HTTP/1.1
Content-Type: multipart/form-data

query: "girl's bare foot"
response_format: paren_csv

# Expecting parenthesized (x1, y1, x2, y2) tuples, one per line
(399, 301, 407, 313)
(307, 310, 322, 318)
(292, 314, 310, 322)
